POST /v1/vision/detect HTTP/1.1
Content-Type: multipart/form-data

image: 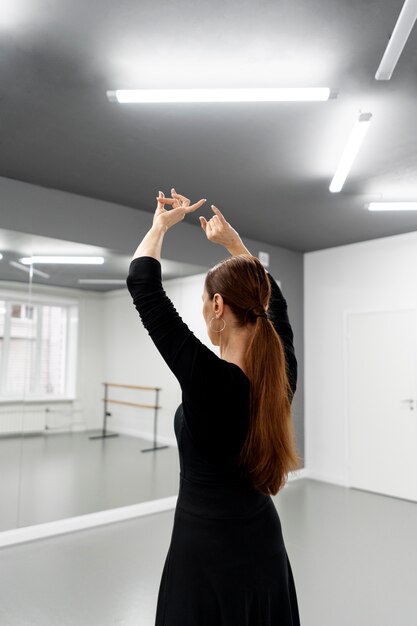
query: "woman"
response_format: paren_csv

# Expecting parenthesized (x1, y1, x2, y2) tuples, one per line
(126, 188, 301, 626)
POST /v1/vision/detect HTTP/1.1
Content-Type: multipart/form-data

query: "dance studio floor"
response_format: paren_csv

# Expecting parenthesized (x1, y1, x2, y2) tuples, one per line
(1, 478, 416, 626)
(0, 432, 180, 531)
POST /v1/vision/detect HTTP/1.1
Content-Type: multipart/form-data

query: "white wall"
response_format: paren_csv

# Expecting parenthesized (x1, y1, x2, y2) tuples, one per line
(103, 272, 216, 444)
(304, 229, 417, 486)
(75, 294, 105, 431)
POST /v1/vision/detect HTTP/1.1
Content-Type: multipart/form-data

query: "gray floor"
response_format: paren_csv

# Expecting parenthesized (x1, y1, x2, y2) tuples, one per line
(1, 478, 416, 626)
(0, 432, 179, 530)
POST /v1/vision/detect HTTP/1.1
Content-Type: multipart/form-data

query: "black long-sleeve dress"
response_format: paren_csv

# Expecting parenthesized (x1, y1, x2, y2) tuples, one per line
(126, 256, 300, 626)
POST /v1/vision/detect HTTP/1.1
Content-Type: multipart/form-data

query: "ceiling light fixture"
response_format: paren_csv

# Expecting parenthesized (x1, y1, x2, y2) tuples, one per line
(0, 253, 3, 260)
(9, 261, 50, 279)
(20, 256, 105, 265)
(368, 202, 417, 211)
(107, 87, 332, 103)
(329, 112, 373, 193)
(375, 0, 417, 80)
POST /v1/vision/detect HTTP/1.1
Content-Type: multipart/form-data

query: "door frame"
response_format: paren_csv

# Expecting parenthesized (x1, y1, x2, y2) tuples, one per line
(342, 305, 417, 489)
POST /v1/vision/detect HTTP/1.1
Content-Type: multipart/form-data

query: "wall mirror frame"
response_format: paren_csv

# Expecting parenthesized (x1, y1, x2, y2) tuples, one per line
(0, 226, 211, 546)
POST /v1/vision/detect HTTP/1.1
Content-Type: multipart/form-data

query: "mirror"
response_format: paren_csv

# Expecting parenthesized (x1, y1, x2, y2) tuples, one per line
(0, 226, 209, 530)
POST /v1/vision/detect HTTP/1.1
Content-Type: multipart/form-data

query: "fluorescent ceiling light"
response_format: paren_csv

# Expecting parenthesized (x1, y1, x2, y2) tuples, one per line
(107, 87, 331, 103)
(77, 279, 126, 284)
(9, 261, 50, 279)
(20, 256, 105, 265)
(0, 253, 3, 260)
(368, 202, 417, 211)
(375, 0, 417, 80)
(329, 112, 373, 193)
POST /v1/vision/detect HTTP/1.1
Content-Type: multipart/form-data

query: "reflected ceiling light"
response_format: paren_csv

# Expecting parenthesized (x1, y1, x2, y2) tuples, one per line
(20, 256, 105, 265)
(107, 87, 332, 103)
(329, 112, 373, 193)
(9, 261, 50, 279)
(368, 202, 417, 210)
(375, 0, 417, 80)
(0, 253, 3, 260)
(77, 279, 126, 284)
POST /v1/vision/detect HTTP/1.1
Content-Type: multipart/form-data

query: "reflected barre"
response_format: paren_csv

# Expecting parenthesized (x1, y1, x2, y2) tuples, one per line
(90, 382, 168, 452)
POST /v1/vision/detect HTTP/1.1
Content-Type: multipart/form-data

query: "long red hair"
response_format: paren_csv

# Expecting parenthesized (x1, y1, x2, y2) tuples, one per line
(205, 255, 301, 495)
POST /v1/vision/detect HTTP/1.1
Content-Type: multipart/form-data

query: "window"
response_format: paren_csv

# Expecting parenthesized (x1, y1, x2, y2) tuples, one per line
(0, 297, 78, 399)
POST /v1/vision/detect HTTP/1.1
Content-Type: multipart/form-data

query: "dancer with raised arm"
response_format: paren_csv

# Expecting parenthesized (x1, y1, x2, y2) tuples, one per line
(126, 188, 301, 626)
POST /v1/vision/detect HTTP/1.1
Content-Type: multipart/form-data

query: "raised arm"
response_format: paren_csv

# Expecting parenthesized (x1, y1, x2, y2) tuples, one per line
(127, 188, 209, 392)
(266, 273, 297, 399)
(200, 204, 297, 400)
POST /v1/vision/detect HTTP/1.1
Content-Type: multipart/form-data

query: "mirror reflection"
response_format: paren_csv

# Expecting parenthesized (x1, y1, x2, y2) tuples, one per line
(0, 226, 208, 530)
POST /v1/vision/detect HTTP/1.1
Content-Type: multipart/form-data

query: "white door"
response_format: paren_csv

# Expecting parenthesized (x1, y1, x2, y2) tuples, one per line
(346, 309, 417, 502)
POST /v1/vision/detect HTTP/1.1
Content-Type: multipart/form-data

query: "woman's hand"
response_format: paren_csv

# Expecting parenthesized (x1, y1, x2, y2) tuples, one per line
(132, 188, 205, 262)
(153, 188, 206, 231)
(199, 205, 251, 256)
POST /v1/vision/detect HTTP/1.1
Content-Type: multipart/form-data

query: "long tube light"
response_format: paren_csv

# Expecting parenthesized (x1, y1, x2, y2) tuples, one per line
(107, 87, 331, 103)
(375, 0, 417, 80)
(20, 256, 104, 265)
(9, 261, 50, 279)
(329, 113, 373, 193)
(368, 202, 417, 211)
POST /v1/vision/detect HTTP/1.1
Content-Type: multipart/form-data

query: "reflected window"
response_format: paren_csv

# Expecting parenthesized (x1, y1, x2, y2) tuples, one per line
(40, 306, 67, 395)
(0, 298, 77, 399)
(7, 303, 38, 395)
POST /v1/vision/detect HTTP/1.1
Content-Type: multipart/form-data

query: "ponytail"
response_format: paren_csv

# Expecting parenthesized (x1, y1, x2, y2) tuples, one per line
(205, 255, 301, 495)
(239, 315, 300, 495)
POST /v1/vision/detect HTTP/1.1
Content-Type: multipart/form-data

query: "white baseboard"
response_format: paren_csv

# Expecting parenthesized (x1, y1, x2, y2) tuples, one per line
(303, 468, 347, 487)
(287, 467, 308, 481)
(0, 495, 178, 549)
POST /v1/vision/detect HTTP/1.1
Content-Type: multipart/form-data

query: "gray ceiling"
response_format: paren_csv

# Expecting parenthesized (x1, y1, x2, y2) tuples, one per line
(1, 0, 417, 253)
(0, 228, 207, 291)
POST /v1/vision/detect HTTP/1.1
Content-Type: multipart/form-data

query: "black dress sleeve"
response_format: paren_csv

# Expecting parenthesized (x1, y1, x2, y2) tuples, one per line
(126, 256, 217, 392)
(126, 256, 244, 446)
(126, 257, 231, 397)
(266, 273, 298, 400)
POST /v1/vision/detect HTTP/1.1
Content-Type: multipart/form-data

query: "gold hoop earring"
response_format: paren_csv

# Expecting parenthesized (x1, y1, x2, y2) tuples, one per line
(209, 317, 226, 332)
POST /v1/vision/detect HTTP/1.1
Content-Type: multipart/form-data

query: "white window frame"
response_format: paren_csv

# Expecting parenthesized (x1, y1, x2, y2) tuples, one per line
(0, 290, 78, 403)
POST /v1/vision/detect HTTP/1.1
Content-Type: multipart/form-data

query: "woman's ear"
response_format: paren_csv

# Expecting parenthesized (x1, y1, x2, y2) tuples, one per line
(213, 293, 224, 316)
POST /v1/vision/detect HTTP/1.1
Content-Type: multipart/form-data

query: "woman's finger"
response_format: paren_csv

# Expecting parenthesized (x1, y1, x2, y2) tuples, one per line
(208, 215, 219, 228)
(172, 189, 190, 205)
(199, 216, 207, 232)
(185, 198, 207, 212)
(211, 205, 227, 223)
(156, 191, 165, 210)
(156, 197, 176, 205)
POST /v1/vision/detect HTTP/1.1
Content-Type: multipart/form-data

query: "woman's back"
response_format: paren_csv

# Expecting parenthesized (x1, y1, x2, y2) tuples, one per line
(127, 254, 300, 625)
(174, 356, 272, 519)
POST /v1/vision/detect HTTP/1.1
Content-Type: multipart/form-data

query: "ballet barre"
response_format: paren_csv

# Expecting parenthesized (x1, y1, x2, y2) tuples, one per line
(90, 382, 168, 452)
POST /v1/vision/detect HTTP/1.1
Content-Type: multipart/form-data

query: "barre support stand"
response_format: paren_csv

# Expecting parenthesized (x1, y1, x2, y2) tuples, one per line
(89, 383, 119, 440)
(142, 388, 168, 453)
